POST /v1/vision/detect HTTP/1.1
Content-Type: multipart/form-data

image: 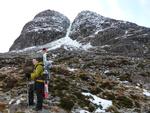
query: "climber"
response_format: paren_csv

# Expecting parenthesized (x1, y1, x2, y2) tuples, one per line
(42, 48, 52, 98)
(25, 56, 44, 111)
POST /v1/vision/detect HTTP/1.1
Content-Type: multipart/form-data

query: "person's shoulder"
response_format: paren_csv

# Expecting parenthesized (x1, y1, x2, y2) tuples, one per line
(36, 62, 44, 67)
(39, 62, 44, 65)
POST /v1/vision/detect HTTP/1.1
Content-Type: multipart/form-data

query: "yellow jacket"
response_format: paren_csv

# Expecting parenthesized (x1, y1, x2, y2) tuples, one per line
(31, 62, 44, 82)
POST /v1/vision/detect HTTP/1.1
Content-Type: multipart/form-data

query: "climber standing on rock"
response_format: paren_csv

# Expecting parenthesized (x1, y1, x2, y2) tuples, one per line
(42, 48, 52, 98)
(25, 55, 45, 111)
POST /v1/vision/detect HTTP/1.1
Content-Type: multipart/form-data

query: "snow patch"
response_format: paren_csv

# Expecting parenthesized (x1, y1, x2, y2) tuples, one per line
(115, 37, 121, 40)
(125, 30, 128, 34)
(11, 46, 36, 53)
(82, 92, 112, 112)
(15, 100, 21, 105)
(67, 67, 77, 72)
(9, 99, 15, 105)
(143, 34, 148, 36)
(29, 27, 51, 32)
(121, 81, 129, 84)
(143, 44, 149, 54)
(143, 89, 150, 96)
(79, 110, 90, 113)
(82, 43, 93, 50)
(45, 37, 92, 51)
(135, 86, 140, 89)
(94, 27, 114, 35)
(104, 70, 110, 74)
(11, 36, 93, 53)
(94, 29, 103, 35)
(100, 45, 111, 48)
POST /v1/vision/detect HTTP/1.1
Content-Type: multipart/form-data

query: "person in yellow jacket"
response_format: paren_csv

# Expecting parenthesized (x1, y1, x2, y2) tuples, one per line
(28, 56, 44, 111)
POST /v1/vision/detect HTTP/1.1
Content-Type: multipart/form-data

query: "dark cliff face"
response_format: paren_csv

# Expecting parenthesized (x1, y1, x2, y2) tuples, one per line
(69, 10, 150, 57)
(9, 10, 70, 51)
(9, 10, 150, 57)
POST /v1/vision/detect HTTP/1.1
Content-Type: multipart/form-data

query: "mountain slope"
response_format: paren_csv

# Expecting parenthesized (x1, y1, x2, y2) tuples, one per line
(69, 10, 150, 57)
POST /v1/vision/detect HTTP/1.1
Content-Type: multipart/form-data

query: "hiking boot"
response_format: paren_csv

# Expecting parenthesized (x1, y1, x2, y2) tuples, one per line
(29, 103, 35, 106)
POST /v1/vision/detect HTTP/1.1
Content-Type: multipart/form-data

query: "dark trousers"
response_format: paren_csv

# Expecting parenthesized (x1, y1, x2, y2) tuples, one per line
(28, 81, 44, 110)
(29, 83, 34, 105)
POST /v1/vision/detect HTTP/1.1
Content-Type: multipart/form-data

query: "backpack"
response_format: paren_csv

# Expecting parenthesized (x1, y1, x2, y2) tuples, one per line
(44, 60, 52, 71)
(43, 60, 52, 81)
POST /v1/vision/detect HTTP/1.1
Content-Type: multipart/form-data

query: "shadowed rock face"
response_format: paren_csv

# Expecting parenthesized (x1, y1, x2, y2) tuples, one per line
(9, 10, 70, 51)
(69, 10, 150, 57)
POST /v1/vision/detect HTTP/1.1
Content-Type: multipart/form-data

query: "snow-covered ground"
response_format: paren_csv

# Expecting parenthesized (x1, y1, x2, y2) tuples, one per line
(82, 92, 112, 112)
(143, 89, 150, 96)
(67, 67, 78, 72)
(104, 70, 110, 74)
(11, 36, 92, 54)
(79, 110, 90, 113)
(44, 36, 92, 51)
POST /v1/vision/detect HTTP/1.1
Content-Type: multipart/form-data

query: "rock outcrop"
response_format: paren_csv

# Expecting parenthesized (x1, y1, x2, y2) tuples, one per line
(9, 10, 70, 51)
(69, 10, 150, 57)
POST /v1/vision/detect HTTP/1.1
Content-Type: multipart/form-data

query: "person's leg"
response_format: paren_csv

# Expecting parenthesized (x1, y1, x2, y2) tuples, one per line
(46, 64, 51, 80)
(35, 82, 44, 110)
(48, 71, 51, 80)
(28, 83, 34, 105)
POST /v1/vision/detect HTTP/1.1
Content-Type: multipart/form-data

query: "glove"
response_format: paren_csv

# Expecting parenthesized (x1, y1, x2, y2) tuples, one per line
(25, 73, 31, 79)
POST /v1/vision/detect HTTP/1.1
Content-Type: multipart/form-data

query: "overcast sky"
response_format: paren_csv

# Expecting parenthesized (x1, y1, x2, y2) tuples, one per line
(0, 0, 149, 53)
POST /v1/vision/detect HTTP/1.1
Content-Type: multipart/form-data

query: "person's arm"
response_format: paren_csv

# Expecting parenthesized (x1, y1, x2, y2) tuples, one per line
(43, 53, 47, 67)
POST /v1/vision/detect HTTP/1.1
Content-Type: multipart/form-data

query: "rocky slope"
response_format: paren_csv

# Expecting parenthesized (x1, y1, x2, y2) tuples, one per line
(9, 10, 70, 51)
(0, 48, 150, 113)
